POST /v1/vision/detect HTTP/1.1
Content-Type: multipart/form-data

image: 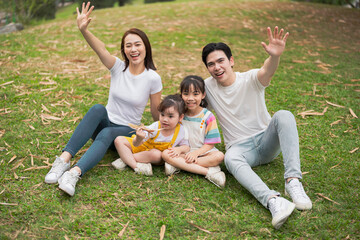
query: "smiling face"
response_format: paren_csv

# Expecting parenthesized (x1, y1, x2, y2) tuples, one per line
(159, 106, 183, 130)
(181, 84, 205, 115)
(124, 34, 146, 67)
(206, 50, 235, 86)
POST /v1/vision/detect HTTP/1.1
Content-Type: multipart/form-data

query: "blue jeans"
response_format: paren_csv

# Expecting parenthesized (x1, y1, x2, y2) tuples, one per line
(224, 110, 302, 208)
(63, 104, 133, 175)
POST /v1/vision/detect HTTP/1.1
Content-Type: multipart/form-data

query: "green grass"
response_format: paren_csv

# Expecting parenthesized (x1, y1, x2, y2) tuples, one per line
(1, 0, 359, 239)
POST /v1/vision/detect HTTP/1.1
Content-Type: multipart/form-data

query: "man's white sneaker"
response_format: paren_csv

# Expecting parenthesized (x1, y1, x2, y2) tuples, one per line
(205, 166, 226, 188)
(285, 178, 312, 210)
(58, 169, 80, 197)
(268, 197, 296, 229)
(134, 163, 153, 176)
(165, 162, 180, 176)
(44, 156, 70, 184)
(111, 158, 127, 170)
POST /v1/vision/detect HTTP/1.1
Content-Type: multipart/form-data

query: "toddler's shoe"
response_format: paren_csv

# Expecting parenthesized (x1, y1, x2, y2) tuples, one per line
(135, 163, 153, 176)
(112, 158, 127, 170)
(165, 162, 180, 176)
(205, 166, 226, 188)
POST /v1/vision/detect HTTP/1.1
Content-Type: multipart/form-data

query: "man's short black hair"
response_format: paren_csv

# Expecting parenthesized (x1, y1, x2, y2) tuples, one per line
(202, 42, 233, 66)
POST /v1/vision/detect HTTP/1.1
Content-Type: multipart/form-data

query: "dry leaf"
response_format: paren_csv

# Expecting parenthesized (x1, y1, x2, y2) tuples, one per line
(349, 147, 359, 153)
(298, 107, 328, 118)
(39, 80, 57, 85)
(184, 208, 194, 212)
(326, 101, 345, 108)
(14, 171, 19, 179)
(8, 155, 16, 164)
(118, 221, 130, 238)
(330, 120, 341, 126)
(41, 104, 51, 113)
(24, 166, 49, 171)
(188, 221, 212, 234)
(40, 86, 57, 92)
(316, 193, 340, 205)
(0, 202, 18, 206)
(159, 225, 166, 240)
(349, 108, 358, 118)
(41, 113, 62, 121)
(292, 60, 307, 64)
(0, 81, 14, 86)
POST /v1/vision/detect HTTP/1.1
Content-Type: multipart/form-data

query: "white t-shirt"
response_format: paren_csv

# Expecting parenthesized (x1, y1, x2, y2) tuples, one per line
(106, 57, 162, 126)
(143, 121, 189, 147)
(205, 69, 271, 150)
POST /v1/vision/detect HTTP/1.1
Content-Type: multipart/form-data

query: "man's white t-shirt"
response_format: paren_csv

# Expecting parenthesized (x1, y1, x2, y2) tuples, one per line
(204, 69, 271, 150)
(106, 57, 162, 126)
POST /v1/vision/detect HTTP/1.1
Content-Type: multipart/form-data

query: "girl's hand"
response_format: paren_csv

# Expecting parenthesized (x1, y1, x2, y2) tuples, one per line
(185, 152, 199, 164)
(76, 2, 94, 32)
(135, 127, 146, 141)
(167, 147, 181, 158)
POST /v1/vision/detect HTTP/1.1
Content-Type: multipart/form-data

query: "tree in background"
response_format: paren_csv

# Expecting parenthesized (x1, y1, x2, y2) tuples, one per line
(12, 0, 57, 24)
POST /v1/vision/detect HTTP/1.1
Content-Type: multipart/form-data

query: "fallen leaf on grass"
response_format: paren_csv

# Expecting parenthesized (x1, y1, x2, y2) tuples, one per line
(188, 221, 212, 234)
(14, 171, 19, 179)
(0, 81, 14, 86)
(160, 225, 166, 240)
(326, 101, 345, 108)
(0, 129, 5, 138)
(41, 104, 51, 113)
(24, 166, 49, 171)
(11, 158, 25, 170)
(298, 107, 328, 118)
(118, 221, 130, 238)
(349, 147, 359, 153)
(184, 208, 195, 212)
(330, 120, 342, 126)
(316, 193, 340, 205)
(39, 80, 57, 85)
(0, 202, 18, 206)
(40, 86, 57, 92)
(292, 60, 307, 64)
(349, 108, 358, 118)
(8, 155, 16, 164)
(41, 113, 62, 121)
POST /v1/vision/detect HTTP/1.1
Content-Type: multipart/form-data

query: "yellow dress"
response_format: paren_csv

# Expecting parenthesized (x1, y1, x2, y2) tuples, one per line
(125, 122, 181, 153)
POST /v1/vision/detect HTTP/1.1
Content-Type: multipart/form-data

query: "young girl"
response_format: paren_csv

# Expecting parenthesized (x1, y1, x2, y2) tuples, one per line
(112, 94, 189, 175)
(162, 75, 225, 188)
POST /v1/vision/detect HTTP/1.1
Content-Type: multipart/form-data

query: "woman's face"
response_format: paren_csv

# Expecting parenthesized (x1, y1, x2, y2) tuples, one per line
(124, 34, 146, 67)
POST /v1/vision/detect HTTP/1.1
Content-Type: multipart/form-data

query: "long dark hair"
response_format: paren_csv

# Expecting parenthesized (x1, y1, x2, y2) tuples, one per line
(121, 28, 156, 71)
(180, 75, 208, 108)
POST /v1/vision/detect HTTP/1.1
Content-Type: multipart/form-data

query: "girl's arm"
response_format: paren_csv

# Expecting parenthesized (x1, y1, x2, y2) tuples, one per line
(167, 145, 190, 158)
(185, 144, 214, 163)
(76, 2, 116, 70)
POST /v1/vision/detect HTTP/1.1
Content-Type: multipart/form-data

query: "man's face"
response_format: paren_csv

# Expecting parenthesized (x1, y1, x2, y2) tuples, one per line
(205, 50, 234, 86)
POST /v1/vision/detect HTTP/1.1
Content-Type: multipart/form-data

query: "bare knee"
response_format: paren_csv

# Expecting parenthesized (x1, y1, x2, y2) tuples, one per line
(214, 151, 225, 165)
(162, 149, 173, 163)
(114, 136, 128, 147)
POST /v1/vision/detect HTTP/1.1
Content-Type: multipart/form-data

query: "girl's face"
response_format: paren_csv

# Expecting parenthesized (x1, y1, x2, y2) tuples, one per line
(181, 84, 205, 113)
(124, 34, 146, 67)
(159, 106, 183, 130)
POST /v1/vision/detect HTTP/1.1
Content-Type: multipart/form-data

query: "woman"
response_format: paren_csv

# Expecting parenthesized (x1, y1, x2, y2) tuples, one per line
(44, 2, 162, 197)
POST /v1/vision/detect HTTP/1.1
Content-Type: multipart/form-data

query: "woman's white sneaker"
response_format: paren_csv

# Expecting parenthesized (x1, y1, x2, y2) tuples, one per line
(44, 156, 70, 184)
(58, 169, 80, 197)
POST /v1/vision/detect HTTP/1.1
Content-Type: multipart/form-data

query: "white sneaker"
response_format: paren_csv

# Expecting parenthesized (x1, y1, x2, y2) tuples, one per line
(285, 178, 312, 210)
(44, 156, 70, 184)
(205, 166, 226, 188)
(165, 163, 180, 176)
(111, 158, 127, 170)
(134, 163, 153, 176)
(58, 170, 80, 197)
(268, 197, 296, 229)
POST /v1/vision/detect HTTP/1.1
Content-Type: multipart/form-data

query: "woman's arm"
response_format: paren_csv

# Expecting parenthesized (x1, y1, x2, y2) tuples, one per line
(76, 2, 116, 70)
(149, 91, 162, 121)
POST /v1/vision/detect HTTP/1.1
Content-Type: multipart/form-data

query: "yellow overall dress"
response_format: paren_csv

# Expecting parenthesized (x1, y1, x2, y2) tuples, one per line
(126, 122, 181, 153)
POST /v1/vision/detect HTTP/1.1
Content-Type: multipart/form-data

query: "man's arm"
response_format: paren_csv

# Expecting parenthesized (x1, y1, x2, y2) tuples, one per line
(257, 26, 289, 87)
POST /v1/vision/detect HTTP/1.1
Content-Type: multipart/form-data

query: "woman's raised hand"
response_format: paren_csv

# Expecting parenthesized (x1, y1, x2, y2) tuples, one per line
(76, 2, 94, 32)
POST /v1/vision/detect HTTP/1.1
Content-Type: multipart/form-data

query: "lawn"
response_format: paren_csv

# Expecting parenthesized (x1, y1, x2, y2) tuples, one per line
(1, 0, 359, 239)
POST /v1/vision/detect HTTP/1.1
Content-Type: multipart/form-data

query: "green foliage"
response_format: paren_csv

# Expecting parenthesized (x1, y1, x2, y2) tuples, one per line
(15, 0, 57, 24)
(295, 0, 345, 5)
(144, 0, 174, 3)
(76, 0, 116, 9)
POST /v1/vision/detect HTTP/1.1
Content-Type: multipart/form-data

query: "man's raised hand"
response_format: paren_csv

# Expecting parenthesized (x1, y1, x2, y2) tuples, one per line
(261, 26, 289, 57)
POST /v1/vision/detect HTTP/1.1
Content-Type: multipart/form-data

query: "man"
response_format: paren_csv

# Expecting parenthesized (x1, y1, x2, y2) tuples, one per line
(202, 27, 312, 229)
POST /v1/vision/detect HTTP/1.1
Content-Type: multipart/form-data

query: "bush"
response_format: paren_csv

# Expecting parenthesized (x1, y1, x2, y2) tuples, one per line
(76, 0, 116, 9)
(144, 0, 174, 3)
(294, 0, 345, 5)
(15, 0, 57, 24)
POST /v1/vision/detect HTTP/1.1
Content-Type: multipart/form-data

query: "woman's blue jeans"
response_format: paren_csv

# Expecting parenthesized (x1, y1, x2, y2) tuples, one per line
(63, 104, 133, 175)
(224, 110, 302, 208)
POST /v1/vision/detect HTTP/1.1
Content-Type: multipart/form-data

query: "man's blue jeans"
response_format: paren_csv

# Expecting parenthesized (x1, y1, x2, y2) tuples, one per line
(224, 110, 302, 208)
(63, 104, 133, 175)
